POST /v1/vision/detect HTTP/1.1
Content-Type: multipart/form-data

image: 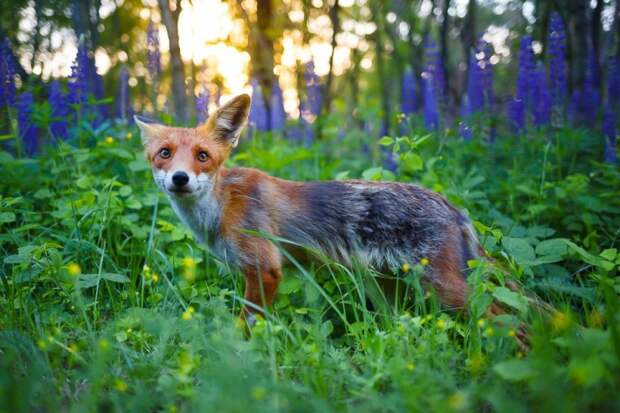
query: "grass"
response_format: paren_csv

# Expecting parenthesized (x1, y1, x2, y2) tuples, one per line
(0, 119, 619, 413)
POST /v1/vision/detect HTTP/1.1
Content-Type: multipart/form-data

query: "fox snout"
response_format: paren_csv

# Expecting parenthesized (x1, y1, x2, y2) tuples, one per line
(154, 168, 208, 197)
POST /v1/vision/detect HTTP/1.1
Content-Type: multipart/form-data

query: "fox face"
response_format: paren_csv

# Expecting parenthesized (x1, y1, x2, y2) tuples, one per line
(135, 94, 251, 199)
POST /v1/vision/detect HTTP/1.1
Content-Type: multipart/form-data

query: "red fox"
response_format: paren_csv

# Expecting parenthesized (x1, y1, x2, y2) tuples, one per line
(135, 94, 486, 325)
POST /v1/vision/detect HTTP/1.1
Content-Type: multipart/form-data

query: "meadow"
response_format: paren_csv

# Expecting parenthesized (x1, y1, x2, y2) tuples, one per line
(3, 1, 620, 412)
(1, 115, 619, 412)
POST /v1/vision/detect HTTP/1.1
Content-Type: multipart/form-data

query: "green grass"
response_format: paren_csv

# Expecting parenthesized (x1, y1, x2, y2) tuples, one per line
(1, 121, 619, 413)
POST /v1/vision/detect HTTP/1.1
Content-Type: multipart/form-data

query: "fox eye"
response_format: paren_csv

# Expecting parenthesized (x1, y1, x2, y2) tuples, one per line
(159, 148, 171, 159)
(197, 151, 209, 162)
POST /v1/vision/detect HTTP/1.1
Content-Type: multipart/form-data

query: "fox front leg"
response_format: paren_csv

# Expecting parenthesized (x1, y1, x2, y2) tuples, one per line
(236, 239, 282, 328)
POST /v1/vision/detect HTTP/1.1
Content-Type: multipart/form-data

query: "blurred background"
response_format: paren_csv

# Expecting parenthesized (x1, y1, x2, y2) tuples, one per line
(0, 0, 619, 160)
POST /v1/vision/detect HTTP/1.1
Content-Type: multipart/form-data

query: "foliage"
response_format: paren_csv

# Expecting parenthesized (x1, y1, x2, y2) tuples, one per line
(1, 115, 619, 412)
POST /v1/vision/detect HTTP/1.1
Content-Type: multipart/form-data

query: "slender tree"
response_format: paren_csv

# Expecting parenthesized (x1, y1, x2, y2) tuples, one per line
(157, 0, 187, 122)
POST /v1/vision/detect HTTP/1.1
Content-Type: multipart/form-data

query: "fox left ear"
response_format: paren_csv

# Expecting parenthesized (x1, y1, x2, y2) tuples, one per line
(134, 115, 166, 146)
(207, 94, 251, 148)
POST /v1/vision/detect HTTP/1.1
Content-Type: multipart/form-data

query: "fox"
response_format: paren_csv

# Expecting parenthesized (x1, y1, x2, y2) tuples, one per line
(135, 94, 492, 326)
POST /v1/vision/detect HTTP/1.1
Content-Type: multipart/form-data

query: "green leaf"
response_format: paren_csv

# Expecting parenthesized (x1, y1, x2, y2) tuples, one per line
(492, 287, 528, 313)
(600, 248, 617, 261)
(535, 238, 568, 257)
(502, 237, 535, 264)
(378, 136, 394, 146)
(0, 212, 16, 224)
(493, 359, 535, 381)
(362, 167, 384, 181)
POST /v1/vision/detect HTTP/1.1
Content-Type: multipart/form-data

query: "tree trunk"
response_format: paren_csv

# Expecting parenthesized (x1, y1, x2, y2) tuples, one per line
(461, 0, 477, 106)
(371, 1, 390, 136)
(591, 0, 603, 89)
(439, 0, 451, 107)
(323, 0, 340, 115)
(256, 0, 275, 124)
(158, 0, 187, 122)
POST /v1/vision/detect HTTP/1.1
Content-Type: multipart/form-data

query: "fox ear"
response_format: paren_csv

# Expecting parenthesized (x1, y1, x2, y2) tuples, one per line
(134, 115, 166, 146)
(208, 94, 251, 147)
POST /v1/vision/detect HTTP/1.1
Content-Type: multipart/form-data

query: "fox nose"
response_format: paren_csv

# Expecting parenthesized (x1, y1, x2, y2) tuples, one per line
(172, 171, 189, 187)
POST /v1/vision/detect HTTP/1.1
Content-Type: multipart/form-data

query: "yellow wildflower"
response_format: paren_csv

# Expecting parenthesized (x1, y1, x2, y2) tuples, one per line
(67, 262, 81, 276)
(552, 311, 571, 331)
(477, 319, 486, 328)
(182, 306, 195, 321)
(125, 132, 133, 140)
(402, 262, 411, 273)
(151, 273, 159, 283)
(436, 319, 446, 329)
(484, 327, 494, 337)
(105, 136, 114, 145)
(114, 379, 128, 392)
(420, 257, 429, 266)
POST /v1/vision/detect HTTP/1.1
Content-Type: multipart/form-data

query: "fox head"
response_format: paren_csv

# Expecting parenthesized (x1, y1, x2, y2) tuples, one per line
(135, 94, 251, 199)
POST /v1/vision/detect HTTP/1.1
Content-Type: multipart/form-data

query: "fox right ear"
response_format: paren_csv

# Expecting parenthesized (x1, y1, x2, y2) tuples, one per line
(134, 115, 166, 146)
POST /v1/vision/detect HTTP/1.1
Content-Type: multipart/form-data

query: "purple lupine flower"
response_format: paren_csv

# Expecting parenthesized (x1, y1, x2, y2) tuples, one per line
(466, 53, 484, 113)
(304, 62, 322, 117)
(507, 98, 525, 133)
(0, 39, 16, 108)
(602, 107, 617, 164)
(479, 40, 494, 113)
(607, 57, 620, 110)
(424, 36, 446, 107)
(422, 73, 439, 130)
(147, 22, 162, 81)
(383, 150, 398, 172)
(116, 66, 132, 122)
(270, 80, 286, 130)
(582, 52, 601, 127)
(298, 99, 315, 145)
(249, 78, 268, 131)
(17, 92, 38, 155)
(533, 65, 551, 126)
(401, 67, 417, 114)
(548, 12, 567, 118)
(68, 41, 90, 108)
(459, 121, 473, 140)
(516, 36, 535, 114)
(195, 88, 210, 124)
(49, 81, 69, 141)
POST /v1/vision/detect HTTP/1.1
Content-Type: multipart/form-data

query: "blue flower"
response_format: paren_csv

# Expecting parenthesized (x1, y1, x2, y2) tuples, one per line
(422, 73, 439, 130)
(116, 66, 132, 122)
(147, 22, 162, 81)
(304, 62, 322, 117)
(607, 57, 620, 110)
(270, 80, 286, 130)
(401, 67, 417, 114)
(49, 81, 69, 141)
(17, 92, 38, 155)
(548, 12, 567, 114)
(533, 65, 551, 126)
(249, 78, 268, 132)
(424, 36, 446, 107)
(507, 97, 525, 133)
(0, 39, 16, 108)
(68, 41, 90, 108)
(195, 88, 210, 124)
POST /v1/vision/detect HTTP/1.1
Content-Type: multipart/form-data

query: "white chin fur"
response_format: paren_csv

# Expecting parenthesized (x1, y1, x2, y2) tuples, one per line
(152, 169, 213, 198)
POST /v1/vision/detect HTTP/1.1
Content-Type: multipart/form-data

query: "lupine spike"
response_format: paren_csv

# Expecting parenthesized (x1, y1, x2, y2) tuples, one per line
(147, 22, 162, 81)
(116, 66, 132, 122)
(607, 57, 620, 110)
(68, 40, 90, 109)
(466, 53, 484, 113)
(480, 40, 494, 113)
(1, 39, 16, 108)
(49, 81, 69, 141)
(424, 36, 446, 107)
(269, 80, 286, 130)
(548, 12, 567, 124)
(17, 92, 38, 155)
(582, 50, 601, 127)
(533, 64, 551, 126)
(401, 67, 417, 114)
(249, 78, 268, 132)
(507, 97, 525, 133)
(304, 62, 322, 117)
(422, 74, 439, 130)
(195, 88, 210, 124)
